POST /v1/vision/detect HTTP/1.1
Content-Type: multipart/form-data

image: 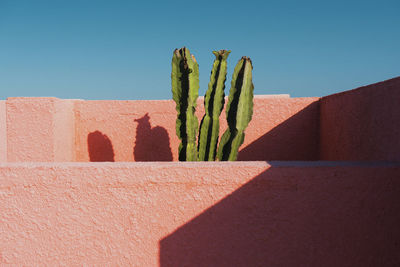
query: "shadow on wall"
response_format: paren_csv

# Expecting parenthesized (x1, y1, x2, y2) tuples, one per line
(238, 101, 320, 161)
(86, 101, 318, 162)
(159, 165, 400, 267)
(87, 131, 115, 162)
(134, 113, 173, 161)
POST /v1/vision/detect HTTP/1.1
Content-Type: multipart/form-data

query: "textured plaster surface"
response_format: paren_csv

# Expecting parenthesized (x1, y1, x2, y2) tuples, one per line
(6, 98, 78, 162)
(0, 162, 399, 266)
(6, 98, 56, 162)
(320, 77, 400, 161)
(53, 99, 76, 161)
(75, 99, 176, 162)
(0, 101, 6, 162)
(75, 96, 319, 162)
(3, 77, 400, 163)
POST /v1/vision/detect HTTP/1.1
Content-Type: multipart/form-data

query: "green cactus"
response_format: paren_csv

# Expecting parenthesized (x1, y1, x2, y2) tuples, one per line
(171, 48, 253, 161)
(198, 50, 230, 161)
(217, 56, 254, 161)
(171, 47, 199, 161)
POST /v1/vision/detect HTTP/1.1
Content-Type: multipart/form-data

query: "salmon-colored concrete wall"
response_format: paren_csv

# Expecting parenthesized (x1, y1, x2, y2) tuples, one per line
(1, 95, 319, 162)
(1, 77, 400, 266)
(6, 98, 55, 162)
(2, 76, 400, 162)
(0, 101, 6, 162)
(6, 98, 76, 162)
(0, 162, 399, 266)
(320, 77, 400, 161)
(53, 99, 76, 162)
(74, 100, 175, 162)
(75, 96, 320, 162)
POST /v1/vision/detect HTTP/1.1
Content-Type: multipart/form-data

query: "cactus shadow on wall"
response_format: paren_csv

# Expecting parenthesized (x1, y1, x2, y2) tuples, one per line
(134, 113, 173, 161)
(87, 131, 115, 162)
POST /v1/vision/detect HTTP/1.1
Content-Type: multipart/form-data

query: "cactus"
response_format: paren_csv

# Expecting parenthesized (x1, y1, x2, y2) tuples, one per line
(198, 50, 230, 161)
(172, 48, 253, 161)
(217, 57, 254, 161)
(171, 47, 199, 161)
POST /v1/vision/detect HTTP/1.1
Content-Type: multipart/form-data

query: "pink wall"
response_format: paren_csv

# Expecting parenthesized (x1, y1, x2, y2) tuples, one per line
(6, 98, 55, 162)
(0, 101, 6, 162)
(75, 99, 176, 162)
(0, 95, 321, 162)
(2, 76, 400, 162)
(6, 98, 75, 162)
(53, 99, 76, 162)
(0, 162, 399, 266)
(320, 77, 400, 161)
(1, 77, 400, 265)
(74, 96, 319, 162)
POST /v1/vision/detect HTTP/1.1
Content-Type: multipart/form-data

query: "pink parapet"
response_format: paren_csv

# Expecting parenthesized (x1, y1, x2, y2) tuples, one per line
(0, 100, 6, 162)
(73, 95, 319, 162)
(0, 162, 399, 266)
(0, 77, 400, 266)
(6, 97, 76, 162)
(320, 77, 400, 161)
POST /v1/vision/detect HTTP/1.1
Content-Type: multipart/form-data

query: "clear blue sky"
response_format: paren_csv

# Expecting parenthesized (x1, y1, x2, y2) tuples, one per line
(0, 0, 399, 100)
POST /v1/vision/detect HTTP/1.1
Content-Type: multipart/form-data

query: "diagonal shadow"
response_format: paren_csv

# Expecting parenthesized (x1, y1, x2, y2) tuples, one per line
(87, 131, 115, 162)
(159, 164, 400, 267)
(159, 168, 303, 267)
(238, 101, 320, 161)
(134, 113, 173, 161)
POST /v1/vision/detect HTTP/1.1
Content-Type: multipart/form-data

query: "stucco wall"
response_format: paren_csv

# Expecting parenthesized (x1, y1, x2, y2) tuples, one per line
(74, 96, 319, 162)
(1, 77, 400, 266)
(0, 100, 6, 162)
(1, 95, 320, 162)
(0, 162, 399, 266)
(6, 97, 56, 162)
(320, 77, 400, 161)
(2, 77, 400, 163)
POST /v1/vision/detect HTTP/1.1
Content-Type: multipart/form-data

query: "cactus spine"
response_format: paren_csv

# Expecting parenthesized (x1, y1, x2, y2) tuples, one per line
(171, 47, 199, 161)
(217, 57, 254, 161)
(198, 50, 230, 161)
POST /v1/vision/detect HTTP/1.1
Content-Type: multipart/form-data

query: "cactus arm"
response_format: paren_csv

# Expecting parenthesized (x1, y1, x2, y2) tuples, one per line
(216, 129, 245, 161)
(236, 58, 254, 131)
(198, 50, 230, 161)
(217, 57, 254, 161)
(171, 47, 199, 161)
(216, 128, 232, 161)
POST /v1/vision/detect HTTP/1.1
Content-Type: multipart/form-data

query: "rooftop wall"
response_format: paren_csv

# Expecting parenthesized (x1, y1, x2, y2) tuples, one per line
(5, 98, 75, 162)
(1, 77, 399, 162)
(0, 162, 399, 266)
(75, 96, 319, 162)
(1, 77, 400, 266)
(0, 101, 6, 162)
(320, 77, 400, 161)
(2, 95, 320, 162)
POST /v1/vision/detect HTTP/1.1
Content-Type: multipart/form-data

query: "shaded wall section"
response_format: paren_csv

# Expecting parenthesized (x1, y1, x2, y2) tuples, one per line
(238, 99, 319, 160)
(133, 113, 173, 161)
(320, 77, 400, 161)
(87, 131, 115, 162)
(0, 162, 399, 266)
(160, 162, 400, 267)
